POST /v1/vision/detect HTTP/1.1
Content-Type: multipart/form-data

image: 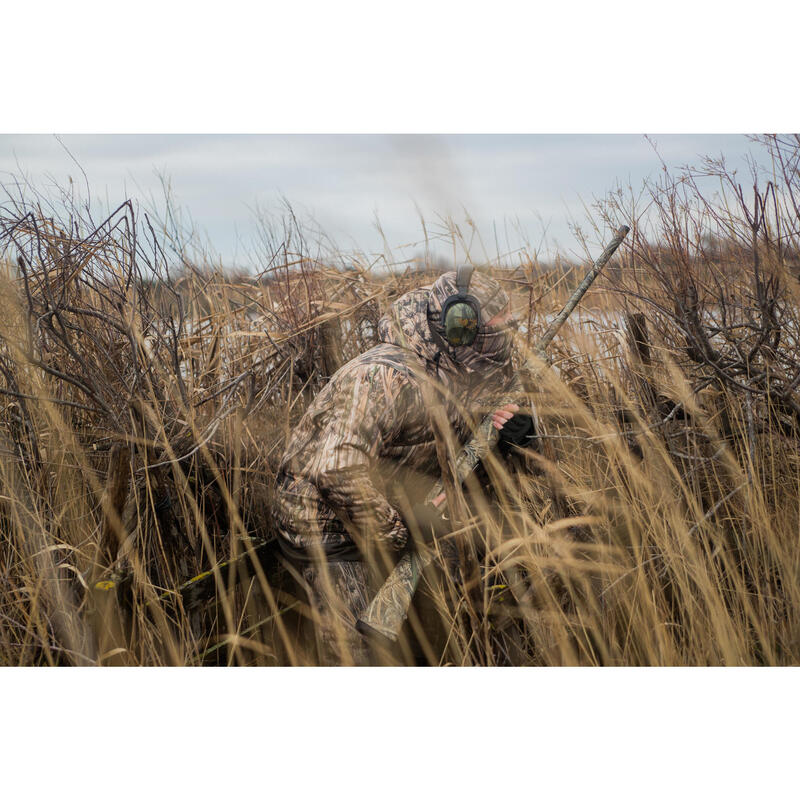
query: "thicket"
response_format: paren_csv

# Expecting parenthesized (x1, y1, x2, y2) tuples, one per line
(2, 134, 800, 665)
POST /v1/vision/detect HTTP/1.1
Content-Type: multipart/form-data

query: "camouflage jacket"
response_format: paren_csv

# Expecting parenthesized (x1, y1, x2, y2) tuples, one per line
(274, 272, 513, 560)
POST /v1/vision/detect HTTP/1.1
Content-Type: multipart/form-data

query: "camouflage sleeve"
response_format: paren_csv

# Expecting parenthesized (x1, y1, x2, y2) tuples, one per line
(310, 362, 411, 552)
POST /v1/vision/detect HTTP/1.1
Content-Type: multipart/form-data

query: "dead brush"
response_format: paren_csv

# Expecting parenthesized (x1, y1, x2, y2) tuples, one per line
(0, 188, 429, 664)
(2, 137, 800, 664)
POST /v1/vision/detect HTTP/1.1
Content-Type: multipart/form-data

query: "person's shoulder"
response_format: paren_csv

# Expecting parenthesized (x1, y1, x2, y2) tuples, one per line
(348, 343, 418, 377)
(339, 345, 431, 405)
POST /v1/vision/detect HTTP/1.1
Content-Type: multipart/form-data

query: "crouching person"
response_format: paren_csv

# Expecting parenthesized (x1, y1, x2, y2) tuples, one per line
(272, 267, 536, 665)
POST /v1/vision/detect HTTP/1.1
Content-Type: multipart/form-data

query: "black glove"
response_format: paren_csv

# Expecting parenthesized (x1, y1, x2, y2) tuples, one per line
(497, 412, 537, 454)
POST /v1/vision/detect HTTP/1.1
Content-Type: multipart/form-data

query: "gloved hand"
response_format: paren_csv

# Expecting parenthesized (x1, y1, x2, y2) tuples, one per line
(497, 412, 537, 454)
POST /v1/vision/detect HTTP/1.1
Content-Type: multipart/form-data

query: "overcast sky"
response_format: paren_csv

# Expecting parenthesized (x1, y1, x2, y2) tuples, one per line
(0, 134, 764, 269)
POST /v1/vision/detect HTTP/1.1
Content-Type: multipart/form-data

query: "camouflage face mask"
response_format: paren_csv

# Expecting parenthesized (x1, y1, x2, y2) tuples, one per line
(464, 322, 514, 370)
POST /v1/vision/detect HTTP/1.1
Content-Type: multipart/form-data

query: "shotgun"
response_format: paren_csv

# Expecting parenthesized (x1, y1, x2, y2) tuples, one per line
(356, 225, 630, 643)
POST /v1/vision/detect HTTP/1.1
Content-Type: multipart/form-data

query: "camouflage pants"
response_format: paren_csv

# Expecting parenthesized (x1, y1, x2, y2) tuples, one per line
(300, 560, 373, 666)
(297, 553, 456, 666)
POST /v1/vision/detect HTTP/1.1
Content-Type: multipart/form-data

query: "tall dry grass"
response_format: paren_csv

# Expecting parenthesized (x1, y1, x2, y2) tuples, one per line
(2, 135, 800, 665)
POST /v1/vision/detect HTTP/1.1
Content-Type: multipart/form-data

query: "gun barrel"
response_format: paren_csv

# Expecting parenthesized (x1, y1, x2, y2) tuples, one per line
(534, 225, 629, 358)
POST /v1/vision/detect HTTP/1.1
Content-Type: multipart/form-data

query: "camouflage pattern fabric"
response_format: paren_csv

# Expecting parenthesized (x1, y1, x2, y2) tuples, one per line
(274, 270, 514, 561)
(300, 560, 373, 666)
(273, 271, 515, 661)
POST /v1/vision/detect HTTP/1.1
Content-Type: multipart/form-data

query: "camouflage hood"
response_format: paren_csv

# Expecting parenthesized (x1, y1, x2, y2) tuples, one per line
(378, 270, 513, 382)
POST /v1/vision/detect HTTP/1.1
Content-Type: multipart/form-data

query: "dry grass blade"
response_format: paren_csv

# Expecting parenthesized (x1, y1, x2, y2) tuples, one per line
(1, 138, 800, 665)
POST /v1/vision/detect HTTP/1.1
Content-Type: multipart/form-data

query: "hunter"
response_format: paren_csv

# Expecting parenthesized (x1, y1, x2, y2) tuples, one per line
(273, 268, 536, 664)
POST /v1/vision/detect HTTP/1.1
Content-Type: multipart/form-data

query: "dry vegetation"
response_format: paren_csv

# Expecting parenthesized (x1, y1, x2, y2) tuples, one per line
(2, 135, 800, 665)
